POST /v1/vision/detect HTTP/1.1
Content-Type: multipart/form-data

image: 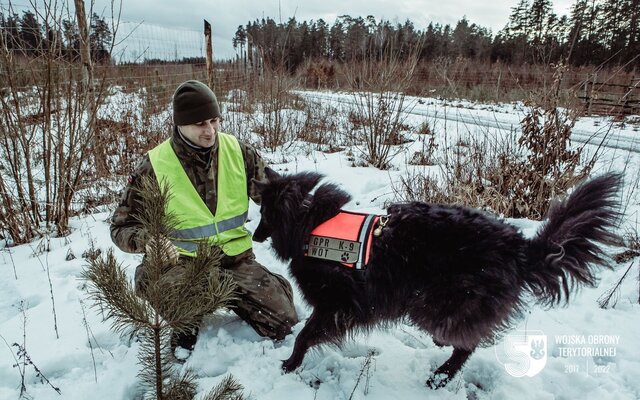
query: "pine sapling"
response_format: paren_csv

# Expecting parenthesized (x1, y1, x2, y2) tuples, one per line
(202, 375, 246, 400)
(82, 176, 243, 399)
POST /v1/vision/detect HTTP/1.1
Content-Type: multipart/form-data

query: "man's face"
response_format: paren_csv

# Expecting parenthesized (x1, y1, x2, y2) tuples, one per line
(178, 117, 220, 148)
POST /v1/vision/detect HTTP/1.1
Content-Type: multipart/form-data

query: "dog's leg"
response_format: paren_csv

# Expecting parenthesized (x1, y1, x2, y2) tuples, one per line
(432, 338, 447, 347)
(426, 347, 474, 389)
(282, 310, 340, 372)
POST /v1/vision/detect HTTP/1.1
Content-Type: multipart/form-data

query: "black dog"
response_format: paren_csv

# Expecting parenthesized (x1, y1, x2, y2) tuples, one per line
(252, 170, 621, 388)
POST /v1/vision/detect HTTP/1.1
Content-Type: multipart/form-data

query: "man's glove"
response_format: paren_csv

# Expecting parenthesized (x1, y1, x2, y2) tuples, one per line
(145, 236, 180, 266)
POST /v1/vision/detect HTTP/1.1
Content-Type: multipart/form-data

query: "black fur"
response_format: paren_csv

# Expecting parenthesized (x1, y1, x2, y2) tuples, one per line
(252, 170, 622, 388)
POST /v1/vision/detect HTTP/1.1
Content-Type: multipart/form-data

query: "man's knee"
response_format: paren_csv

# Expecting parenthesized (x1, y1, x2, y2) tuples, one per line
(274, 304, 298, 339)
(255, 311, 298, 341)
(232, 294, 298, 340)
(226, 250, 299, 339)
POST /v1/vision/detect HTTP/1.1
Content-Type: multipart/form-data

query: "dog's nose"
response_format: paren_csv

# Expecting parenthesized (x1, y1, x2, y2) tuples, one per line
(252, 233, 267, 243)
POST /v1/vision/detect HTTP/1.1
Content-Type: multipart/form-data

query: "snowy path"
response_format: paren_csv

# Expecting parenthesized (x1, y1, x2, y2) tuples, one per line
(299, 90, 640, 153)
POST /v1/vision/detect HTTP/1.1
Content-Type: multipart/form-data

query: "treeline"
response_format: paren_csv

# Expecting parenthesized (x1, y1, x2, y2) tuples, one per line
(233, 0, 640, 72)
(0, 10, 112, 63)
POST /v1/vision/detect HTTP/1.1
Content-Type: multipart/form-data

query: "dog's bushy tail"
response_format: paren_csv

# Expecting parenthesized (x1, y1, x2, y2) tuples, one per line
(524, 172, 622, 307)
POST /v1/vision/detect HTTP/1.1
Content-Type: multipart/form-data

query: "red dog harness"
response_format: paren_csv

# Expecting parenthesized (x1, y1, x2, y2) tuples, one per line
(304, 211, 380, 269)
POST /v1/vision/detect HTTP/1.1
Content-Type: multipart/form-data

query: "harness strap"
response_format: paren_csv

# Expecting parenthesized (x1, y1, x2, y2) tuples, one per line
(355, 214, 376, 269)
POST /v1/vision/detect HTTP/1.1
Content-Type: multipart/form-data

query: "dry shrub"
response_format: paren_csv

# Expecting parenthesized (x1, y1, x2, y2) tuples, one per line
(224, 89, 254, 114)
(416, 120, 432, 135)
(397, 64, 599, 219)
(343, 32, 422, 169)
(249, 64, 307, 151)
(297, 58, 337, 89)
(0, 53, 114, 240)
(296, 101, 347, 152)
(408, 134, 438, 166)
(220, 89, 259, 146)
(83, 84, 171, 179)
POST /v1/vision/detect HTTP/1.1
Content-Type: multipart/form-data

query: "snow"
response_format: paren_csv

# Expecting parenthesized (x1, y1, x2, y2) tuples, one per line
(1, 92, 639, 400)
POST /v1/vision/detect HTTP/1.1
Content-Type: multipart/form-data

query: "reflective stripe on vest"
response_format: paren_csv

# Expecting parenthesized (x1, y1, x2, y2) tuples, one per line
(148, 132, 252, 257)
(171, 212, 248, 239)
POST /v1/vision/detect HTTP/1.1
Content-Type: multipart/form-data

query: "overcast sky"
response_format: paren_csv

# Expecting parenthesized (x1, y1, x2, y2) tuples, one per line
(11, 0, 577, 60)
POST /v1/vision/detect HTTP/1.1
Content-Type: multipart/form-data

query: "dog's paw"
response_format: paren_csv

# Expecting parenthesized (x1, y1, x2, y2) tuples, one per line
(281, 358, 300, 373)
(426, 373, 450, 390)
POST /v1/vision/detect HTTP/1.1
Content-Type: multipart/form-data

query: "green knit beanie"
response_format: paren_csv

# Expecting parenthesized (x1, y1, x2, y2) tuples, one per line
(172, 80, 221, 125)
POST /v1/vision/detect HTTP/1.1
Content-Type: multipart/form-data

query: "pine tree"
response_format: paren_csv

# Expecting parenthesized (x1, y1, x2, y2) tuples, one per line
(530, 0, 553, 43)
(507, 0, 531, 39)
(627, 0, 640, 66)
(82, 177, 244, 400)
(89, 13, 112, 63)
(310, 19, 329, 58)
(0, 12, 21, 51)
(598, 0, 626, 61)
(566, 0, 603, 64)
(452, 17, 474, 58)
(329, 19, 345, 61)
(61, 19, 81, 61)
(19, 11, 42, 56)
(567, 0, 589, 46)
(421, 22, 441, 61)
(233, 25, 247, 51)
(344, 16, 368, 61)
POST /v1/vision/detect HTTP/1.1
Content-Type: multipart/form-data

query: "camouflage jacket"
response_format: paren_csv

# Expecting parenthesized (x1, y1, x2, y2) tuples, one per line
(110, 127, 269, 253)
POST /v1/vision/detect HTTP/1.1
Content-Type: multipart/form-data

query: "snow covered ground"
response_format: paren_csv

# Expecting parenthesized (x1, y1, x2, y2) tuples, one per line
(1, 92, 639, 400)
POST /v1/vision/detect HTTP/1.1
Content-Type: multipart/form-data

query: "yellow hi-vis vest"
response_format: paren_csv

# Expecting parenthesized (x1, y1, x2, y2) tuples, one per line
(147, 132, 252, 257)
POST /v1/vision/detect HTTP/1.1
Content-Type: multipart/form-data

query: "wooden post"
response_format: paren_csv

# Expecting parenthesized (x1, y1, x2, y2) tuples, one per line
(73, 0, 92, 93)
(582, 75, 590, 116)
(621, 76, 633, 116)
(204, 19, 215, 89)
(586, 73, 595, 116)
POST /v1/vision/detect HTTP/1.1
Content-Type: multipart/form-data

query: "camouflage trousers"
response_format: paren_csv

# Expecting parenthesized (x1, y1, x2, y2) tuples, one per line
(134, 249, 298, 340)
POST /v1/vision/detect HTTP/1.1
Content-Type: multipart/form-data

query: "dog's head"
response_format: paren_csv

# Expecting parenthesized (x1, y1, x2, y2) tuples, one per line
(252, 169, 324, 253)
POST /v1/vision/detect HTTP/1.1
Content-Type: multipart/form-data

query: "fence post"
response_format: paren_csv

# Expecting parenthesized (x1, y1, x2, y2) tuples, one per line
(586, 73, 595, 115)
(73, 0, 92, 93)
(621, 76, 633, 116)
(204, 19, 215, 90)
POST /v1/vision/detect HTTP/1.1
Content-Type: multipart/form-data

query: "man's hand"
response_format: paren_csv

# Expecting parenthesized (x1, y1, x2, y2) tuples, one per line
(145, 236, 180, 265)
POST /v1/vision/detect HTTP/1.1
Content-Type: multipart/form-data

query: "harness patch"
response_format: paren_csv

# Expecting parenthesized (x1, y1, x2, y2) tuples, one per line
(307, 236, 361, 263)
(304, 211, 380, 269)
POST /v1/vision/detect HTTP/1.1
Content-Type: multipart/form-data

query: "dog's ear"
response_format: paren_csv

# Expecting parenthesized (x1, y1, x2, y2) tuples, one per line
(298, 172, 323, 195)
(251, 178, 268, 193)
(265, 168, 281, 182)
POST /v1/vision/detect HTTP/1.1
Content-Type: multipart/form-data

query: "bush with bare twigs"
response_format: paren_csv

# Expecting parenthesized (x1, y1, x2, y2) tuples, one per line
(344, 37, 422, 169)
(397, 64, 602, 220)
(0, 1, 116, 242)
